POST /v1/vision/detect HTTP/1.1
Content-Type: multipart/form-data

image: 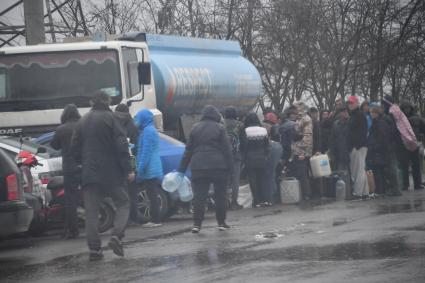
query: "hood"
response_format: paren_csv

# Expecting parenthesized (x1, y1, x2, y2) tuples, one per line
(293, 101, 307, 116)
(400, 101, 415, 117)
(114, 111, 132, 126)
(61, 104, 81, 124)
(244, 112, 261, 128)
(381, 95, 394, 114)
(134, 109, 154, 130)
(201, 105, 222, 122)
(224, 106, 238, 119)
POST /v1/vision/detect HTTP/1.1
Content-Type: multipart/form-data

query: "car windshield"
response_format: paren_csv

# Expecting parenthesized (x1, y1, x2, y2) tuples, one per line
(0, 49, 121, 111)
(0, 137, 61, 158)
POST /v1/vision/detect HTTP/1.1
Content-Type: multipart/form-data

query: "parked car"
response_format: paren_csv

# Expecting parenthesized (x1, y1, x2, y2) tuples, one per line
(0, 148, 33, 237)
(33, 132, 189, 221)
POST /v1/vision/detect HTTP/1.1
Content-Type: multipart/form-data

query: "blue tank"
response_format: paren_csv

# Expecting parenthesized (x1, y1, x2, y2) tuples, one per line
(144, 34, 261, 126)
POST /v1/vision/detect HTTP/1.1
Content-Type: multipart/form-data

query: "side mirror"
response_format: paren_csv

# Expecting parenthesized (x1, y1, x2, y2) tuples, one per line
(36, 147, 47, 154)
(138, 62, 151, 85)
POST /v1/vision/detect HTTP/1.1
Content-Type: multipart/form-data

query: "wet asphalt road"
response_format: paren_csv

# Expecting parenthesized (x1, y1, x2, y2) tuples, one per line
(1, 190, 425, 283)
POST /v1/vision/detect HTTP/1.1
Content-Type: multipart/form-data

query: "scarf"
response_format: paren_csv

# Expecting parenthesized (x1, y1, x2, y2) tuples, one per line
(384, 98, 418, 151)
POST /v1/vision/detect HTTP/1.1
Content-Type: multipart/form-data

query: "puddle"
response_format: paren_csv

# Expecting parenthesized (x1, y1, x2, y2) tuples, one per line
(332, 218, 353, 226)
(254, 223, 314, 241)
(253, 209, 283, 218)
(255, 232, 283, 240)
(376, 199, 425, 215)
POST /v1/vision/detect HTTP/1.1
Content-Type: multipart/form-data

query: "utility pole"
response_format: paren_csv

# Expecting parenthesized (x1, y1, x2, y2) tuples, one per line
(23, 0, 45, 45)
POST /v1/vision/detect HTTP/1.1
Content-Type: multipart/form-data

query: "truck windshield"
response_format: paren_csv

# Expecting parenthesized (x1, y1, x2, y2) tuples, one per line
(0, 49, 121, 111)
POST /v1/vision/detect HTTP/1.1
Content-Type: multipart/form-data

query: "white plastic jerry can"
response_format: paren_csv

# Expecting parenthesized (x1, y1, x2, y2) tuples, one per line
(280, 177, 301, 204)
(310, 154, 332, 178)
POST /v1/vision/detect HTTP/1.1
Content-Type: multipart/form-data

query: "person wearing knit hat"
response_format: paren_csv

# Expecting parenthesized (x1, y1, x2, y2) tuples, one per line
(367, 104, 401, 196)
(223, 106, 244, 209)
(262, 112, 280, 142)
(347, 95, 369, 198)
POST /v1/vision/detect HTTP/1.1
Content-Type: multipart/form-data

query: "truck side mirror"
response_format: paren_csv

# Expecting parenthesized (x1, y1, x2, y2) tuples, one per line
(138, 62, 151, 85)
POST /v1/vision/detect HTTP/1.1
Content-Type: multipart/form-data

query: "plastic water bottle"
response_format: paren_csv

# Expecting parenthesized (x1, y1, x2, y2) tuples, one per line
(336, 178, 346, 201)
(178, 176, 193, 202)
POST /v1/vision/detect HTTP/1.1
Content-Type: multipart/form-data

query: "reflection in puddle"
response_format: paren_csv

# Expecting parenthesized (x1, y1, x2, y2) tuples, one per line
(376, 199, 425, 214)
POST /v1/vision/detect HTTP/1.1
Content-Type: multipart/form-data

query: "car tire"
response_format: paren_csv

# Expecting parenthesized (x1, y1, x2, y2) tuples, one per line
(98, 202, 114, 233)
(136, 188, 169, 223)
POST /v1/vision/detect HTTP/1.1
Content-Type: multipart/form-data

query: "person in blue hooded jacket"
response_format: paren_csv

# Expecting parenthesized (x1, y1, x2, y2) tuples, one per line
(134, 109, 164, 227)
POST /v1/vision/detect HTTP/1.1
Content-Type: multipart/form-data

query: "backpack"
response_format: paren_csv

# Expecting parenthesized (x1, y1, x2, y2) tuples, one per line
(225, 120, 241, 153)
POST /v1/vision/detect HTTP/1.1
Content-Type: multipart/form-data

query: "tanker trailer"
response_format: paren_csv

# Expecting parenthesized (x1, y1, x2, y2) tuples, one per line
(120, 33, 262, 139)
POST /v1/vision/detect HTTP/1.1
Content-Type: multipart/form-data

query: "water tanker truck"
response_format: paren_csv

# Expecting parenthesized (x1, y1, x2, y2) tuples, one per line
(0, 32, 262, 138)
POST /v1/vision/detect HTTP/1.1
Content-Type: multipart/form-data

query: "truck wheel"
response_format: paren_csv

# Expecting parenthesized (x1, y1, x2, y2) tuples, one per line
(98, 202, 114, 233)
(136, 189, 169, 223)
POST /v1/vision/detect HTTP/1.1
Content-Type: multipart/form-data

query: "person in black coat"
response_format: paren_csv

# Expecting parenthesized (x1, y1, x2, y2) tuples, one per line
(329, 106, 350, 171)
(71, 91, 134, 261)
(114, 103, 139, 147)
(240, 112, 269, 207)
(114, 104, 140, 223)
(400, 101, 425, 190)
(178, 105, 234, 233)
(367, 104, 401, 196)
(347, 96, 369, 198)
(51, 104, 81, 239)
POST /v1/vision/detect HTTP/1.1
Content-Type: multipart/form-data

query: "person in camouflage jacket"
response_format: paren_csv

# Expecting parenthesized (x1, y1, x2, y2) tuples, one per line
(289, 101, 313, 200)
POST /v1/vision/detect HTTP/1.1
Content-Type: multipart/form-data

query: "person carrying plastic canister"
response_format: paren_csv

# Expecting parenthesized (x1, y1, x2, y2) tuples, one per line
(134, 109, 164, 228)
(347, 95, 369, 199)
(367, 104, 401, 196)
(178, 105, 234, 234)
(289, 101, 313, 200)
(241, 112, 269, 207)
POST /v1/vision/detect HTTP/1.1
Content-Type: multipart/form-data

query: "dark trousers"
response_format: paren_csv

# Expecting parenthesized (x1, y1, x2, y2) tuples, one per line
(63, 174, 79, 233)
(83, 183, 129, 251)
(371, 157, 401, 195)
(399, 148, 422, 190)
(229, 160, 241, 204)
(289, 157, 311, 199)
(128, 181, 139, 222)
(192, 177, 227, 227)
(247, 167, 267, 206)
(141, 179, 161, 223)
(370, 165, 385, 195)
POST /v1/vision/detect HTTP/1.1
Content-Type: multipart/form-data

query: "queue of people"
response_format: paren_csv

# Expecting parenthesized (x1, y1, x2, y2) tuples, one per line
(51, 91, 425, 261)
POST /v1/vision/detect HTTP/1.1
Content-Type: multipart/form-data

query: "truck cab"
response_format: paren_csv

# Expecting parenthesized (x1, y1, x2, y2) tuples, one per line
(0, 32, 261, 138)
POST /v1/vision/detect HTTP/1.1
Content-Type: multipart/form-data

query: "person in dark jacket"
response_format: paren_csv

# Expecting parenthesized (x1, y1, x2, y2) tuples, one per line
(114, 103, 139, 146)
(347, 95, 369, 198)
(240, 112, 269, 207)
(178, 105, 234, 233)
(224, 106, 244, 210)
(51, 104, 81, 239)
(329, 106, 350, 171)
(262, 112, 280, 142)
(320, 110, 332, 153)
(400, 101, 425, 190)
(279, 107, 297, 166)
(71, 91, 134, 261)
(114, 104, 140, 223)
(134, 109, 164, 227)
(367, 104, 401, 196)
